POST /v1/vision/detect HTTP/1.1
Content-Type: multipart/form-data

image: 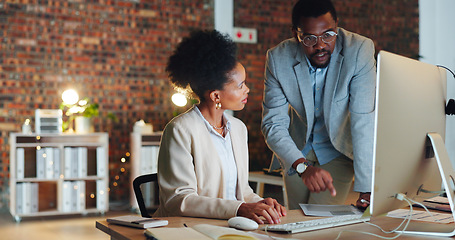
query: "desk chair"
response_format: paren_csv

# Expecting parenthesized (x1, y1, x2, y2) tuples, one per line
(133, 173, 157, 218)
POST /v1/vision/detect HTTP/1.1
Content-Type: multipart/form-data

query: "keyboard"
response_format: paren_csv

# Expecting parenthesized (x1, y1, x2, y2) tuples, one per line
(261, 214, 370, 234)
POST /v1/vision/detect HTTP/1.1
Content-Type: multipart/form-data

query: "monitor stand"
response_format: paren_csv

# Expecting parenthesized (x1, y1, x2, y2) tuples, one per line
(399, 133, 455, 237)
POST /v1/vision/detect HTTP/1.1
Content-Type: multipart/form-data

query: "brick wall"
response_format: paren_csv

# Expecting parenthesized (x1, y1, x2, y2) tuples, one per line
(0, 0, 418, 210)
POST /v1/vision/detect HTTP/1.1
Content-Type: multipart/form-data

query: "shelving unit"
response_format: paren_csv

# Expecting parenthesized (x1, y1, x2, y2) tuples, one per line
(129, 132, 162, 211)
(9, 132, 109, 222)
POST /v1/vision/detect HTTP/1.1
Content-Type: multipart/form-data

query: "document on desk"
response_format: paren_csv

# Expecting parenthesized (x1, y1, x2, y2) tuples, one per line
(145, 224, 259, 240)
(425, 196, 449, 204)
(299, 203, 363, 217)
(386, 209, 454, 224)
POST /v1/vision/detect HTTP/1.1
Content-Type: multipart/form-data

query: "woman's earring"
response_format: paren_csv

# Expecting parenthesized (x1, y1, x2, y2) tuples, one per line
(215, 102, 222, 109)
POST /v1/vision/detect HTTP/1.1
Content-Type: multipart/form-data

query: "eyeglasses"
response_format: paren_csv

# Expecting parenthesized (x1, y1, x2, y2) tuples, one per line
(296, 30, 337, 47)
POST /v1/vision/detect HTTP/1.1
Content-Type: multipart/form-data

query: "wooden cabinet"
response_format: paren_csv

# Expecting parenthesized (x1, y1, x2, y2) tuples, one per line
(9, 133, 109, 222)
(129, 132, 161, 211)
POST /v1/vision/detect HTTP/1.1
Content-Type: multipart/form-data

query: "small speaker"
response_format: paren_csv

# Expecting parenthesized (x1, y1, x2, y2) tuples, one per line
(35, 109, 63, 134)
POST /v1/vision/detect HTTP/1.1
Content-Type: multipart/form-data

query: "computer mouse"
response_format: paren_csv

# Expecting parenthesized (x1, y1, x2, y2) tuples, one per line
(227, 216, 259, 231)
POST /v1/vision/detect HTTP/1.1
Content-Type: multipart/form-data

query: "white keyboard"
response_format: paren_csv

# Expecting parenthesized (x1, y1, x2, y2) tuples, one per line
(261, 214, 370, 234)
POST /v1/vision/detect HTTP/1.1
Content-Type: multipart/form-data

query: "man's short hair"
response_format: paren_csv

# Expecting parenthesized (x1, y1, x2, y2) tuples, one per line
(292, 0, 338, 30)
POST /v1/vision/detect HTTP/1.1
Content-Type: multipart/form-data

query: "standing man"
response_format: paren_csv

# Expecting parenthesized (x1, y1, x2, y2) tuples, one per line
(261, 0, 375, 210)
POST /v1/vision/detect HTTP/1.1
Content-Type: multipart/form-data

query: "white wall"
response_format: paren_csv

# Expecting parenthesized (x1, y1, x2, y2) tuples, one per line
(214, 0, 233, 36)
(420, 0, 455, 166)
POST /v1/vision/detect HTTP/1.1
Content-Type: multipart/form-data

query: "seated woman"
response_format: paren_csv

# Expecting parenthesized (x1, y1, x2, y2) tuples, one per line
(153, 29, 286, 224)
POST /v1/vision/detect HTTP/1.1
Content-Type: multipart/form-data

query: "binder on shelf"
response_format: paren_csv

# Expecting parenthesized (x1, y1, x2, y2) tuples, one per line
(78, 147, 88, 177)
(150, 146, 159, 174)
(96, 180, 107, 211)
(64, 147, 72, 178)
(96, 147, 106, 177)
(23, 183, 31, 214)
(45, 147, 54, 179)
(16, 183, 24, 214)
(36, 148, 45, 179)
(17, 182, 38, 214)
(74, 181, 86, 211)
(140, 146, 148, 175)
(53, 148, 61, 179)
(71, 147, 79, 178)
(62, 181, 72, 212)
(16, 148, 25, 179)
(71, 181, 78, 211)
(30, 183, 38, 213)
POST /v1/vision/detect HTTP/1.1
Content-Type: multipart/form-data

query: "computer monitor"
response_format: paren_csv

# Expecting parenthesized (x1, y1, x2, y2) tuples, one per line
(370, 51, 455, 236)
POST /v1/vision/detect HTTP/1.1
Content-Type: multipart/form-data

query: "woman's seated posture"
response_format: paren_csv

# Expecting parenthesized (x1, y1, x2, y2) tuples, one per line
(153, 30, 286, 224)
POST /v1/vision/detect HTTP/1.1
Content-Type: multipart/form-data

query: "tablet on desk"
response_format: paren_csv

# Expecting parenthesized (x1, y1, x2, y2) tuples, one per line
(299, 203, 363, 217)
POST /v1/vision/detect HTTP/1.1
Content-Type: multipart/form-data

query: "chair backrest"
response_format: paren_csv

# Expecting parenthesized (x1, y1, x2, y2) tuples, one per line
(133, 173, 157, 218)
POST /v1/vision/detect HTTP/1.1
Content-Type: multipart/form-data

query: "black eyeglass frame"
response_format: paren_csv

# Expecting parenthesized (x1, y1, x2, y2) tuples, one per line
(296, 29, 338, 47)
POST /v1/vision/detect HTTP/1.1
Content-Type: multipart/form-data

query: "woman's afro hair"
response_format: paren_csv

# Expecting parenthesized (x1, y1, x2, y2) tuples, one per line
(166, 29, 238, 101)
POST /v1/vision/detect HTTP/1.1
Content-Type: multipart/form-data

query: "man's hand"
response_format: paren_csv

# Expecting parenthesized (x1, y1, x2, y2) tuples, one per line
(237, 198, 286, 224)
(300, 166, 336, 196)
(356, 192, 370, 210)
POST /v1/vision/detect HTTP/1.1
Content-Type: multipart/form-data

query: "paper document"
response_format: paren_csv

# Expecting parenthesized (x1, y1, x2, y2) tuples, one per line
(299, 203, 363, 217)
(145, 224, 258, 240)
(386, 209, 454, 224)
(424, 196, 449, 205)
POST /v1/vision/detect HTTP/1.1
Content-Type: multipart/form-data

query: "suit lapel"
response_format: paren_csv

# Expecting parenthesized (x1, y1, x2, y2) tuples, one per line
(323, 30, 344, 123)
(294, 50, 315, 139)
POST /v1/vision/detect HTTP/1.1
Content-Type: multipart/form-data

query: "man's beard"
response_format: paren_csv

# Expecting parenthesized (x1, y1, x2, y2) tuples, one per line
(309, 49, 331, 68)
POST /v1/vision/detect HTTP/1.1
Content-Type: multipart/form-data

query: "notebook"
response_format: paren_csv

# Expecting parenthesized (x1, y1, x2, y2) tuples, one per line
(107, 215, 168, 229)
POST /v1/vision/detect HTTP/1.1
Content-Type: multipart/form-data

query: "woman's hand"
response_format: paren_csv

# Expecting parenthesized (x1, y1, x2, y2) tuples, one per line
(237, 198, 287, 224)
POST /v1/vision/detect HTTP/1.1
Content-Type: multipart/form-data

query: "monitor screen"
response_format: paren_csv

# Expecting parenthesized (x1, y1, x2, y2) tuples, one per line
(370, 50, 447, 217)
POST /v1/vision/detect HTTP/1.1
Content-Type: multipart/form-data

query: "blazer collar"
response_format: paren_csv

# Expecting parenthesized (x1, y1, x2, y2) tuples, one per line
(293, 44, 315, 140)
(323, 29, 344, 118)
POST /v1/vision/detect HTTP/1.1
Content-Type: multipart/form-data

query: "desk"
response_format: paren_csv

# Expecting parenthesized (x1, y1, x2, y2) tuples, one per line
(96, 210, 453, 239)
(248, 171, 288, 208)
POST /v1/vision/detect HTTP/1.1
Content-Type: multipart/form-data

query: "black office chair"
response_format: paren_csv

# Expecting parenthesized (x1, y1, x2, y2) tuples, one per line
(133, 173, 158, 218)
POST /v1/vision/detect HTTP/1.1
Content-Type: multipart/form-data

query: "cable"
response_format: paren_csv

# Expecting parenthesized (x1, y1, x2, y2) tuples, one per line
(335, 193, 415, 240)
(437, 65, 455, 115)
(263, 225, 279, 240)
(437, 65, 455, 79)
(406, 197, 439, 222)
(419, 188, 445, 195)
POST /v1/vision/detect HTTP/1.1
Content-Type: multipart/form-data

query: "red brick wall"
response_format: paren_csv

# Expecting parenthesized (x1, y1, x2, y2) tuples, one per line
(0, 0, 418, 209)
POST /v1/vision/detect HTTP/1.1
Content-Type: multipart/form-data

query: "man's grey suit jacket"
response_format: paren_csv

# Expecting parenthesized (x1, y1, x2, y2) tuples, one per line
(261, 28, 376, 192)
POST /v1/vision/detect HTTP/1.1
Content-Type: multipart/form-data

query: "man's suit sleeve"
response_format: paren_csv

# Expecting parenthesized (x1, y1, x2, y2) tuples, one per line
(349, 38, 376, 192)
(261, 49, 305, 174)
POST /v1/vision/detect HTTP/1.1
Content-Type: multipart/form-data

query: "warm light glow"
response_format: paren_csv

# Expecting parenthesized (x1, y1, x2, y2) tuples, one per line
(78, 99, 88, 106)
(172, 93, 187, 107)
(62, 89, 79, 105)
